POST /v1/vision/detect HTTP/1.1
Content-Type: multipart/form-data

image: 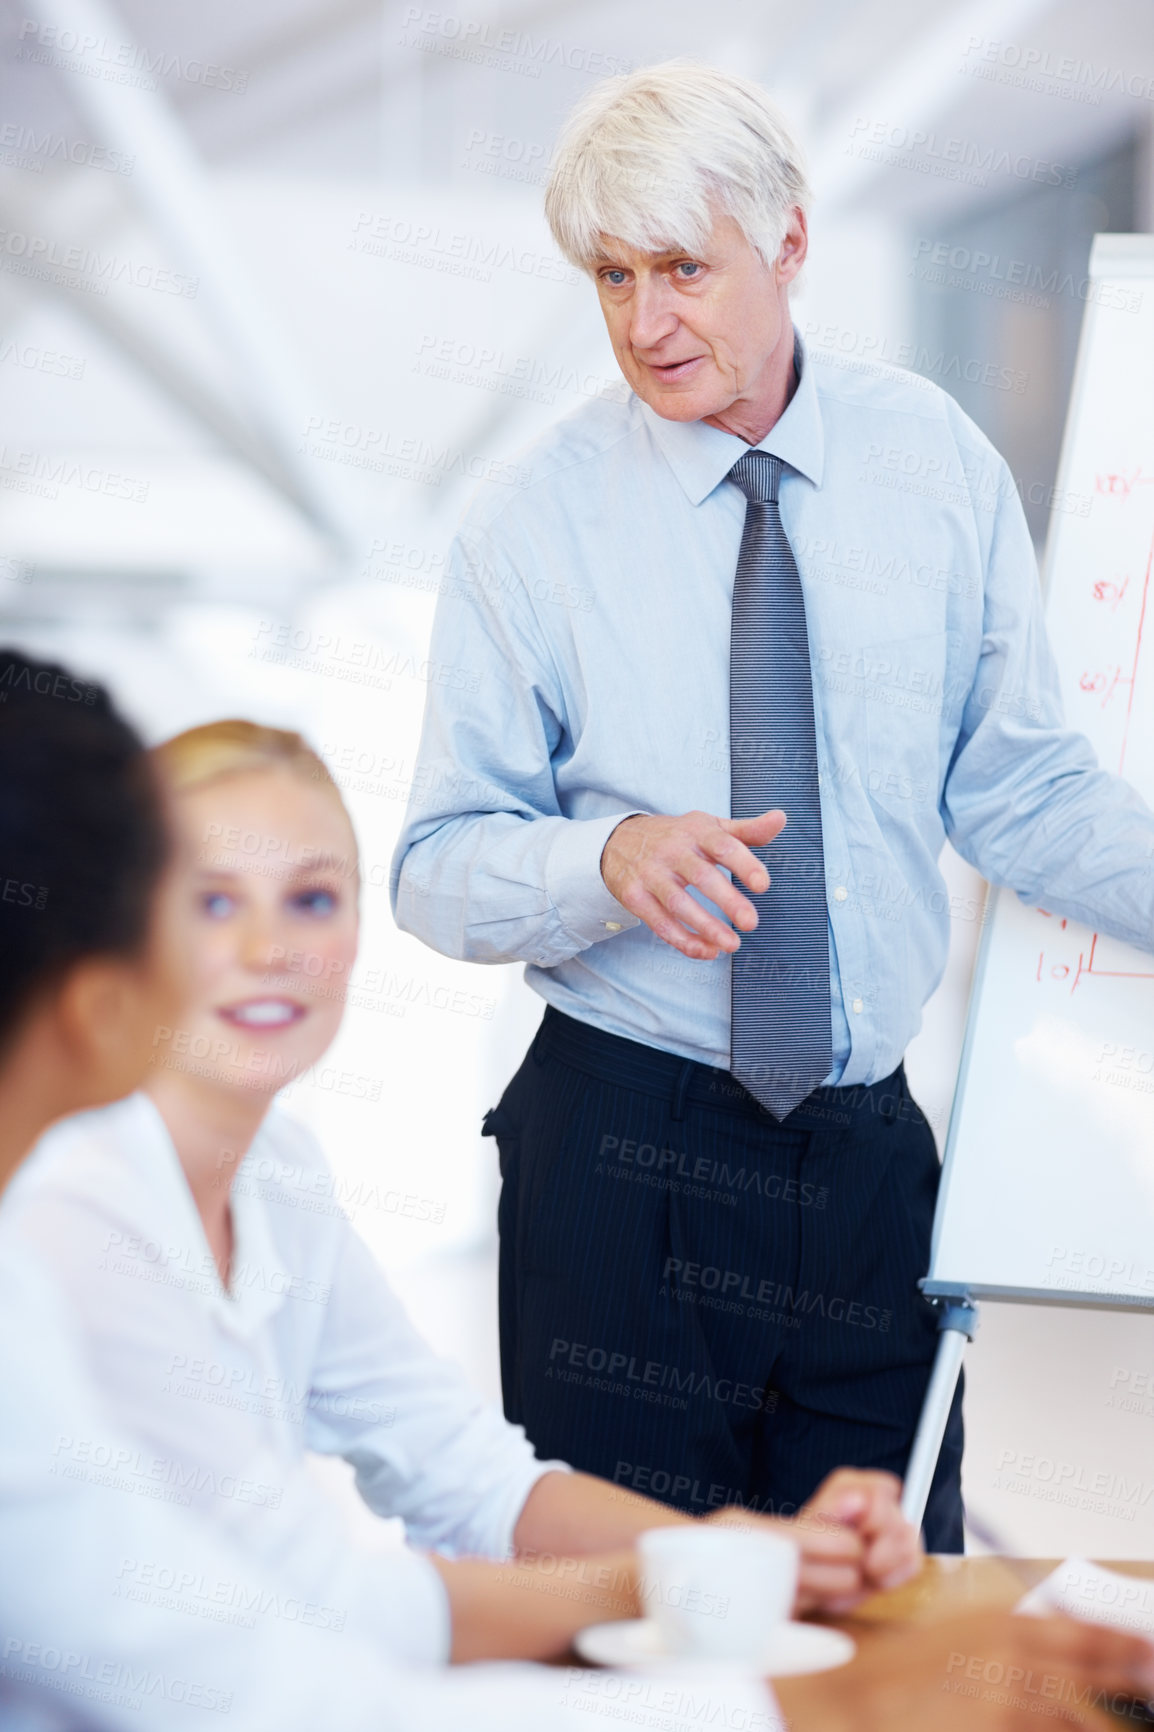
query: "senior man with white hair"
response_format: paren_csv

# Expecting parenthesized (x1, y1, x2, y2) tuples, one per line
(392, 62, 1154, 1552)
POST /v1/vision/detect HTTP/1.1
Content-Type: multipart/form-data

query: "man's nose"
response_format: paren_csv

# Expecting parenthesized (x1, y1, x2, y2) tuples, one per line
(628, 277, 679, 350)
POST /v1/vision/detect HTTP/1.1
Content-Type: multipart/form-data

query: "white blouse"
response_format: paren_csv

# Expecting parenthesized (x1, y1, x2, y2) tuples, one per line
(3, 1094, 567, 1594)
(0, 1249, 779, 1731)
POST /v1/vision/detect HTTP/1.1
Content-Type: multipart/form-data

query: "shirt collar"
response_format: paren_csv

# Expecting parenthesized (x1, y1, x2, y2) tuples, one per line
(638, 325, 825, 505)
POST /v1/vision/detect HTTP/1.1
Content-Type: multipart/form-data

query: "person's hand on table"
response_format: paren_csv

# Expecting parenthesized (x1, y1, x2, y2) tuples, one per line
(774, 1607, 1154, 1730)
(600, 809, 787, 960)
(794, 1467, 921, 1612)
(705, 1468, 920, 1616)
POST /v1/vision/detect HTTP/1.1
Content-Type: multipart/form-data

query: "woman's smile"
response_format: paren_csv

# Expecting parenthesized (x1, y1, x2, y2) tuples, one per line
(216, 997, 308, 1031)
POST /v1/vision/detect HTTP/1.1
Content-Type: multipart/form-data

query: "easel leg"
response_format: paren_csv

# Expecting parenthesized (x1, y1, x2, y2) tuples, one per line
(902, 1299, 979, 1537)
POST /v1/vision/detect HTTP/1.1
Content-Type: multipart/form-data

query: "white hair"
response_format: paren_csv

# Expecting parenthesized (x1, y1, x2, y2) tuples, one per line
(545, 60, 810, 273)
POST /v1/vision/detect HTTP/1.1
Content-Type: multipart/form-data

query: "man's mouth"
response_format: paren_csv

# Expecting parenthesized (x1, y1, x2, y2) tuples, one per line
(644, 355, 706, 381)
(217, 999, 306, 1030)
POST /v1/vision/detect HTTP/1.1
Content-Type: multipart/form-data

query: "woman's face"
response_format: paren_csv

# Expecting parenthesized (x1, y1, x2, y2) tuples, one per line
(157, 766, 360, 1098)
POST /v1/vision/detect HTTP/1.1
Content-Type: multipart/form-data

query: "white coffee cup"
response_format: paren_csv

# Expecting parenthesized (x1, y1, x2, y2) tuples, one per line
(637, 1525, 800, 1662)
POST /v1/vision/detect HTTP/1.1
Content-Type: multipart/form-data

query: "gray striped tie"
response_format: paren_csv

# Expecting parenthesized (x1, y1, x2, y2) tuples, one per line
(728, 450, 832, 1120)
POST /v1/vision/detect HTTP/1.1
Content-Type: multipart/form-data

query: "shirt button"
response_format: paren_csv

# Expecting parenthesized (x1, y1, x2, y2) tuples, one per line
(833, 886, 848, 902)
(605, 921, 623, 932)
(852, 998, 864, 1015)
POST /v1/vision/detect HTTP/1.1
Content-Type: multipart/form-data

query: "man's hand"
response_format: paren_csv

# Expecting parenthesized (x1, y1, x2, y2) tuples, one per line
(774, 1608, 1154, 1731)
(600, 809, 787, 960)
(706, 1470, 920, 1616)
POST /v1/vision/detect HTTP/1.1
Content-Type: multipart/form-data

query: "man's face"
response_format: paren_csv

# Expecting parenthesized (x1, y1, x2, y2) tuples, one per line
(591, 210, 806, 434)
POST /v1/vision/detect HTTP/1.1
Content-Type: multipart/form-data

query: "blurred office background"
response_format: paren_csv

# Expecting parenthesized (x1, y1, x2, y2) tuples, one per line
(2, 0, 1153, 1553)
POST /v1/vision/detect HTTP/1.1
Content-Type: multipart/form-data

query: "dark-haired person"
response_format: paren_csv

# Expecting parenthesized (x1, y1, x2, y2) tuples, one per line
(0, 651, 603, 1729)
(0, 653, 181, 1189)
(1, 652, 1150, 1732)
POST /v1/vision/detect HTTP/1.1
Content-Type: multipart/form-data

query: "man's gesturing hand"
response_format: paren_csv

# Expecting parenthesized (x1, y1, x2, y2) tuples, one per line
(600, 809, 787, 960)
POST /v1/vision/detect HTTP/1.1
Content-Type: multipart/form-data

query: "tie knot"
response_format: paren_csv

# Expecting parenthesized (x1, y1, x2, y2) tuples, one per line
(728, 451, 782, 505)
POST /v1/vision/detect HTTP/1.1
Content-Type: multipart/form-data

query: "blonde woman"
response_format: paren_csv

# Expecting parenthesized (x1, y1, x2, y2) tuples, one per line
(6, 719, 920, 1643)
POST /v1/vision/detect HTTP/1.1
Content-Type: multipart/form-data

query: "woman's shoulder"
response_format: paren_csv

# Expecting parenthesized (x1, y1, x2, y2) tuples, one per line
(5, 1092, 160, 1212)
(0, 1093, 175, 1281)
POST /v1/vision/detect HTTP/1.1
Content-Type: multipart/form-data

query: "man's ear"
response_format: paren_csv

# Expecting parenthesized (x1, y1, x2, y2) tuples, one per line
(776, 206, 808, 285)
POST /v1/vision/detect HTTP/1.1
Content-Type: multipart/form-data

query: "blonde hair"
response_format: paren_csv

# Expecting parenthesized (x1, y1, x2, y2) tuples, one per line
(545, 60, 809, 273)
(155, 720, 358, 877)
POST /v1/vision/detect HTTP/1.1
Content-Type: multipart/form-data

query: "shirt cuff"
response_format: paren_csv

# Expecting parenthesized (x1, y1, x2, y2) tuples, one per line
(544, 814, 644, 947)
(496, 1458, 574, 1560)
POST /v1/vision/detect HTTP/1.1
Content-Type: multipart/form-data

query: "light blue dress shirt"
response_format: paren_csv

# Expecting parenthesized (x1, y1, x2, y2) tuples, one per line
(391, 330, 1154, 1086)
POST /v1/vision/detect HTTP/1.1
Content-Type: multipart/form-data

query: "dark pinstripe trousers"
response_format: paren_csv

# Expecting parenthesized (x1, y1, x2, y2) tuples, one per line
(483, 1006, 964, 1552)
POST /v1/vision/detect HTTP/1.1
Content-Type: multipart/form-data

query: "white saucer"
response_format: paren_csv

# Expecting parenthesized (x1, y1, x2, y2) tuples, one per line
(575, 1617, 855, 1676)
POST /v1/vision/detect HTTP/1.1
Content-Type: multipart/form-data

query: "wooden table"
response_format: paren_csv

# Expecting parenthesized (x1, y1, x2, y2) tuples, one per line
(822, 1557, 1154, 1727)
(565, 1558, 1154, 1723)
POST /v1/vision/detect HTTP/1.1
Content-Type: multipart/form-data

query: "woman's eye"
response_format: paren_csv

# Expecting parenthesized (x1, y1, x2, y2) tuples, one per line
(291, 888, 337, 916)
(201, 891, 235, 918)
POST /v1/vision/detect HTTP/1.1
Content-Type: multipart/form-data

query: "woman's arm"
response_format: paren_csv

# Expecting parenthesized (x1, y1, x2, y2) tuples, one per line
(513, 1465, 921, 1616)
(428, 1466, 922, 1667)
(428, 1546, 639, 1664)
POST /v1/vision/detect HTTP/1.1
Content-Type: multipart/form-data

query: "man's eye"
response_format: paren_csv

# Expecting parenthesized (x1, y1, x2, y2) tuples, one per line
(675, 262, 702, 279)
(603, 269, 628, 286)
(202, 891, 234, 918)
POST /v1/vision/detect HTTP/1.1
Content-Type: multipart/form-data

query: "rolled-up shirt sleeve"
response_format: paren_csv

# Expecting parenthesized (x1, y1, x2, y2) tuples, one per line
(391, 528, 641, 965)
(943, 456, 1154, 949)
(304, 1209, 569, 1559)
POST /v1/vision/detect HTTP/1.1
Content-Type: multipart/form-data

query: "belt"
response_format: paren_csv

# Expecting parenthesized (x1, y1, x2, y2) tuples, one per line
(533, 1005, 909, 1132)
